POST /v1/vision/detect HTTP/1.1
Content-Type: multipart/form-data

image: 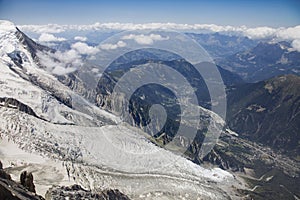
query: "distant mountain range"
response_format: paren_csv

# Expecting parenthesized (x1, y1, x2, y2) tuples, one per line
(217, 41, 300, 82)
(186, 32, 258, 59)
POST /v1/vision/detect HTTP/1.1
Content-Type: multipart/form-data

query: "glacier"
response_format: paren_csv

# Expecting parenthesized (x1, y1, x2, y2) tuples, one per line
(0, 20, 246, 199)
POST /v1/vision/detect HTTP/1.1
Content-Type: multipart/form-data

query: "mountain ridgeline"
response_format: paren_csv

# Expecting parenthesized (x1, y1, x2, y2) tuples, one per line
(186, 32, 258, 59)
(227, 74, 300, 159)
(95, 49, 246, 140)
(217, 41, 300, 82)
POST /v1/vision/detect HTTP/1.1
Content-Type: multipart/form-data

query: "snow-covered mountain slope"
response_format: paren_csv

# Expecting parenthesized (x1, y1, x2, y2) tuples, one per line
(0, 20, 246, 199)
(0, 138, 76, 197)
(0, 107, 244, 199)
(0, 20, 118, 126)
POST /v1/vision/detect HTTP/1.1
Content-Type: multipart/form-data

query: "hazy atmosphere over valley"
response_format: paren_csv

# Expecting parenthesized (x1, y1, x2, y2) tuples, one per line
(0, 0, 299, 199)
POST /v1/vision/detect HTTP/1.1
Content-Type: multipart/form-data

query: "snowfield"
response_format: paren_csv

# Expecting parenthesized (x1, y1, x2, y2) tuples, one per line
(0, 105, 241, 199)
(0, 20, 245, 199)
(0, 107, 241, 199)
(0, 138, 76, 196)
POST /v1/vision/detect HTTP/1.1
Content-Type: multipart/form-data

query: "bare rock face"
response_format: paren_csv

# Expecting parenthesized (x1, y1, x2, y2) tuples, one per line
(20, 171, 36, 193)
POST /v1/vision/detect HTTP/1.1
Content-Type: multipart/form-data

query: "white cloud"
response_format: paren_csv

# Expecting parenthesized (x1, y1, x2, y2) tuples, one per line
(242, 26, 300, 41)
(54, 49, 81, 64)
(38, 33, 66, 42)
(276, 26, 300, 40)
(51, 65, 77, 76)
(91, 68, 99, 73)
(19, 24, 66, 34)
(291, 39, 300, 52)
(71, 42, 99, 55)
(100, 40, 127, 50)
(74, 36, 87, 41)
(19, 23, 300, 40)
(37, 41, 101, 75)
(122, 34, 169, 45)
(37, 49, 81, 75)
(243, 27, 277, 39)
(18, 23, 300, 52)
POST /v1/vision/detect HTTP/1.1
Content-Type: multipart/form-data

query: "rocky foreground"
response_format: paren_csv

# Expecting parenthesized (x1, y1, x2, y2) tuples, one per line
(0, 160, 130, 200)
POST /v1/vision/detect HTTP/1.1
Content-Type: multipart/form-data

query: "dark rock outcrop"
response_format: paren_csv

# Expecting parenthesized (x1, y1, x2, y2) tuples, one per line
(0, 161, 44, 200)
(45, 184, 130, 200)
(20, 171, 36, 193)
(0, 97, 38, 118)
(0, 164, 11, 181)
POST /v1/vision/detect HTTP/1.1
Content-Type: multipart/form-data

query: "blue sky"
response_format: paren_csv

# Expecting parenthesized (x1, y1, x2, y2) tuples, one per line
(0, 0, 299, 27)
